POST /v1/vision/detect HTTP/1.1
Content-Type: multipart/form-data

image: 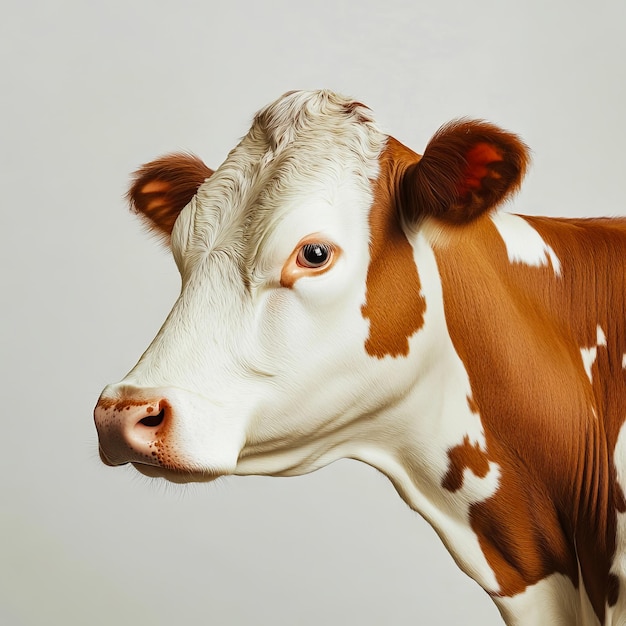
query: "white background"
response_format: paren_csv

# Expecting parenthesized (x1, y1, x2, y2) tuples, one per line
(2, 1, 625, 624)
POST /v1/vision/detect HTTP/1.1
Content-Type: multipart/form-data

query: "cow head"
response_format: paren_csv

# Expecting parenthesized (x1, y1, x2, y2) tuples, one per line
(94, 90, 528, 484)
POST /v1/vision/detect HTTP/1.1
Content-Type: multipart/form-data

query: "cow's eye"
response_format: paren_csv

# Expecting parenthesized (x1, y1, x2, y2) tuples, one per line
(297, 243, 332, 268)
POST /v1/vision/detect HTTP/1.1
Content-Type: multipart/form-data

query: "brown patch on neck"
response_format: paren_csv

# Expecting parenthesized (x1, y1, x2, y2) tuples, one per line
(442, 396, 490, 491)
(442, 436, 490, 491)
(361, 138, 426, 358)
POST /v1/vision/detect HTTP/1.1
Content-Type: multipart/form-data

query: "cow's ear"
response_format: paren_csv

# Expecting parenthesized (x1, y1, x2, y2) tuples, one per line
(127, 153, 214, 239)
(402, 120, 529, 224)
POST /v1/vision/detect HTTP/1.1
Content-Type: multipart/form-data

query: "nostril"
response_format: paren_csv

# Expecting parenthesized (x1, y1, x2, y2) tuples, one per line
(139, 409, 165, 428)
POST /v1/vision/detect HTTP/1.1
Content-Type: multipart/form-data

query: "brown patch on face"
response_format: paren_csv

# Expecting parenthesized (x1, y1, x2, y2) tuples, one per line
(433, 213, 626, 620)
(361, 138, 426, 358)
(128, 152, 213, 239)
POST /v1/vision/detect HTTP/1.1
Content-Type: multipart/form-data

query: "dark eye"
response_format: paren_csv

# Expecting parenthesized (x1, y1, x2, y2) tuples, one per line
(296, 243, 332, 268)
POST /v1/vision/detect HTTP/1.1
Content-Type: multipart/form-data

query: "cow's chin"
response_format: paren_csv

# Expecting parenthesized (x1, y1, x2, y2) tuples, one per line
(132, 462, 221, 484)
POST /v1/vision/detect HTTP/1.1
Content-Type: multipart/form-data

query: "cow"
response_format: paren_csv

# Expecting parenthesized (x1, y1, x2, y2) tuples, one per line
(94, 89, 626, 625)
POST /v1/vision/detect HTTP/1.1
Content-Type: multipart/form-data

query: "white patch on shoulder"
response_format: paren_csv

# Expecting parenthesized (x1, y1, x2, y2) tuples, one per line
(581, 346, 598, 382)
(490, 213, 561, 276)
(494, 572, 600, 626)
(623, 353, 626, 369)
(580, 325, 607, 383)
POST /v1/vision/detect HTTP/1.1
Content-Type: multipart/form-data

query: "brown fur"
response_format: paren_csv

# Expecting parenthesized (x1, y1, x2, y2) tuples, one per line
(127, 153, 213, 239)
(361, 138, 426, 357)
(430, 214, 626, 622)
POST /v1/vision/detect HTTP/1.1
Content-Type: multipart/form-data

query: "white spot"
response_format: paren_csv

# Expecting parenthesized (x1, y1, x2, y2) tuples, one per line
(580, 325, 607, 382)
(581, 346, 598, 382)
(490, 213, 561, 276)
(623, 354, 626, 370)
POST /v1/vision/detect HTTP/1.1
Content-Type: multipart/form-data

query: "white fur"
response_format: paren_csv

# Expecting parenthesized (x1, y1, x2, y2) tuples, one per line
(495, 573, 600, 626)
(580, 325, 607, 382)
(490, 212, 562, 276)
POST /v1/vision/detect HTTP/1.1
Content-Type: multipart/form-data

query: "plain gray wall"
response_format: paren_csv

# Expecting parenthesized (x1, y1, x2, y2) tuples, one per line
(2, 1, 625, 624)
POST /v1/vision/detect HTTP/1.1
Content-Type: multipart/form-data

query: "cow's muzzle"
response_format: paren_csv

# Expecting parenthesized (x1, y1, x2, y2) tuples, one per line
(94, 386, 173, 468)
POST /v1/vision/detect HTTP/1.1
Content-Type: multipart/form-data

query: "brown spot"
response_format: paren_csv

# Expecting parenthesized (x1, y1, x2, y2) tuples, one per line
(361, 138, 426, 358)
(442, 436, 490, 492)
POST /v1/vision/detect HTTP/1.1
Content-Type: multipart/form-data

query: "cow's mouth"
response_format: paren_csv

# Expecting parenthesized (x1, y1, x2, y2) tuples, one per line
(132, 462, 221, 484)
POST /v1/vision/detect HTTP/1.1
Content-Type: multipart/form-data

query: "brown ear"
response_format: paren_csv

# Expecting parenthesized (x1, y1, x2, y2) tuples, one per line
(127, 153, 214, 239)
(402, 119, 530, 224)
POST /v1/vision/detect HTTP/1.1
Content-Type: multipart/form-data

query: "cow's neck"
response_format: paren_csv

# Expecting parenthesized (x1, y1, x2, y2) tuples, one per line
(357, 214, 626, 624)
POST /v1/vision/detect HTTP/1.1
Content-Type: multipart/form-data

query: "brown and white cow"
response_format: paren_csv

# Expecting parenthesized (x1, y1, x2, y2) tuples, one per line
(94, 90, 626, 625)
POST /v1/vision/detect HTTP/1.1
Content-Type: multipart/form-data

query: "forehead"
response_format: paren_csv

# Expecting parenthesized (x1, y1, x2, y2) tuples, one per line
(206, 93, 382, 216)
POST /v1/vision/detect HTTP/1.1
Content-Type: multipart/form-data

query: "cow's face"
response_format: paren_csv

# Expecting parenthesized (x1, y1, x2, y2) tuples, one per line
(95, 90, 528, 483)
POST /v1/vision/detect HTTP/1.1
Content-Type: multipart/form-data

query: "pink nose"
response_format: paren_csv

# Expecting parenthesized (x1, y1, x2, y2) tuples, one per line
(94, 389, 171, 467)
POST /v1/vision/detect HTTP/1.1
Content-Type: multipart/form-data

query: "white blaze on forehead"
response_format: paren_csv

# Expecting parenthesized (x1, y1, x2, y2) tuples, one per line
(490, 213, 562, 276)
